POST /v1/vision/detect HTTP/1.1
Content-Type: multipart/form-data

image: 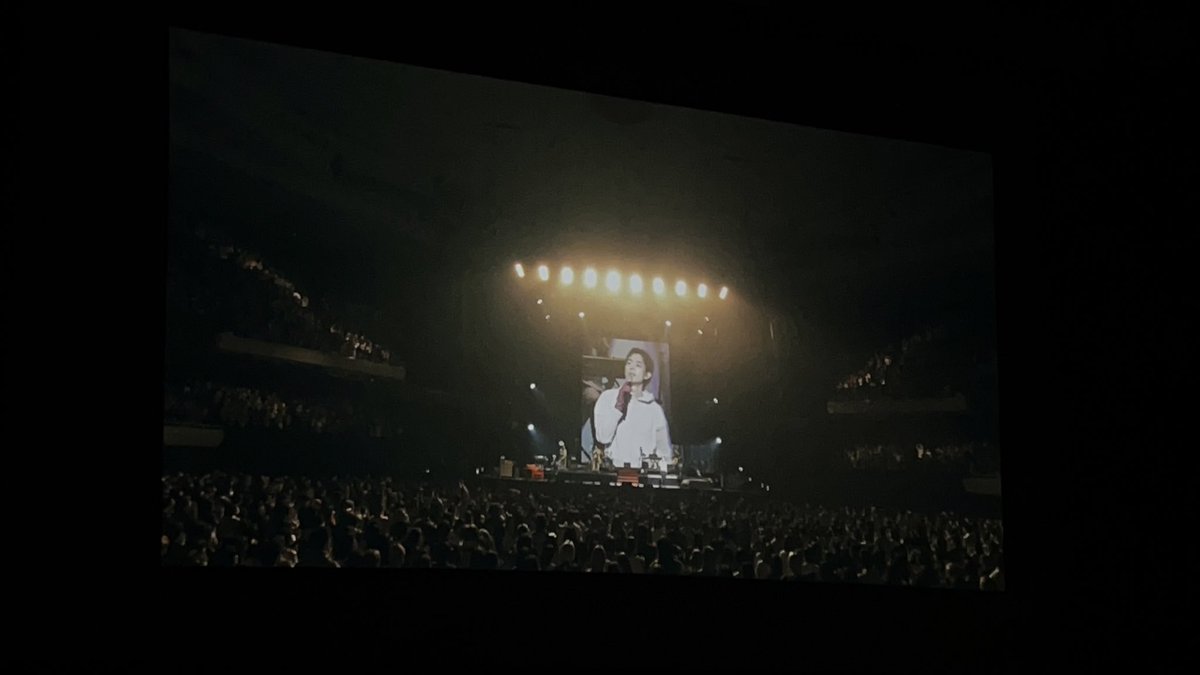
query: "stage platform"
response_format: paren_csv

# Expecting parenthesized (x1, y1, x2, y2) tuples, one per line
(483, 469, 723, 492)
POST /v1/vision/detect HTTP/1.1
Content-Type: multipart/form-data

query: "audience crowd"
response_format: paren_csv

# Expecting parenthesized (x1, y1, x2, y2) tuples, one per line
(164, 381, 400, 438)
(169, 225, 396, 364)
(161, 471, 1004, 591)
(843, 442, 999, 475)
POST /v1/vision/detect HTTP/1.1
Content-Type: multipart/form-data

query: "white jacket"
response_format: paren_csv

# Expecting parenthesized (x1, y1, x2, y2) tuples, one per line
(593, 387, 671, 470)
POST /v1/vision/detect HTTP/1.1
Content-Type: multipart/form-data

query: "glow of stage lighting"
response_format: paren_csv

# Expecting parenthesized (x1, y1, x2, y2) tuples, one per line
(719, 286, 729, 300)
(544, 314, 551, 321)
(578, 311, 585, 319)
(664, 320, 672, 327)
(697, 283, 708, 299)
(527, 424, 535, 431)
(717, 437, 724, 446)
(605, 270, 621, 293)
(697, 329, 703, 335)
(536, 298, 543, 305)
(537, 265, 550, 281)
(675, 280, 687, 297)
(583, 268, 598, 289)
(514, 263, 525, 278)
(705, 316, 710, 322)
(652, 277, 666, 295)
(529, 383, 537, 390)
(561, 266, 574, 285)
(713, 398, 719, 404)
(629, 274, 644, 294)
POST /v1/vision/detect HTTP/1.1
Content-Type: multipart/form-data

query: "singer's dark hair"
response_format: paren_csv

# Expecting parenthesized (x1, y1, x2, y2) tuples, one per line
(626, 348, 654, 382)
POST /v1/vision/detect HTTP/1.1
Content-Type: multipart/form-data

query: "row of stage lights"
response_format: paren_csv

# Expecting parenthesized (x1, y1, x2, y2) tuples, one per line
(514, 263, 729, 301)
(516, 264, 728, 469)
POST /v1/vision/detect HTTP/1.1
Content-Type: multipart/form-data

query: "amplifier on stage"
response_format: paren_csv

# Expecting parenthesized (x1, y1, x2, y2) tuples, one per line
(499, 459, 515, 478)
(616, 468, 640, 487)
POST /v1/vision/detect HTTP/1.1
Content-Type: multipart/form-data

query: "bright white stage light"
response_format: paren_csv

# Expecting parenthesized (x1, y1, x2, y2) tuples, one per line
(537, 265, 550, 281)
(697, 283, 708, 299)
(561, 266, 574, 285)
(652, 277, 666, 295)
(583, 268, 598, 289)
(605, 270, 621, 293)
(514, 263, 525, 278)
(675, 280, 687, 297)
(629, 274, 644, 294)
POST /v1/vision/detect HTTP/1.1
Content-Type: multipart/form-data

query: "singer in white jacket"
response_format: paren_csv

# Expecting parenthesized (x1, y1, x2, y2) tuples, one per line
(592, 348, 672, 470)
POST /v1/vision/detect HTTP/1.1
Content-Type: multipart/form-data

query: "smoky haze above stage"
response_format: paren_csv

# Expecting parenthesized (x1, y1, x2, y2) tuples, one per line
(169, 27, 994, 344)
(169, 25, 998, 495)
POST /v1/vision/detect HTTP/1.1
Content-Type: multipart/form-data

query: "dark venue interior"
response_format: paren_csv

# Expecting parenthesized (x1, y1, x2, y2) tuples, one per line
(17, 5, 1177, 668)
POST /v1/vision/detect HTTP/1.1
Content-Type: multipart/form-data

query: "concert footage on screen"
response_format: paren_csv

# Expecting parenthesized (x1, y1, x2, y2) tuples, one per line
(166, 27, 1002, 593)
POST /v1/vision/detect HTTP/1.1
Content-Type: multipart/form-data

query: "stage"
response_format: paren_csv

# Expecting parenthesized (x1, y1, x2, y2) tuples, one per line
(484, 466, 723, 492)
